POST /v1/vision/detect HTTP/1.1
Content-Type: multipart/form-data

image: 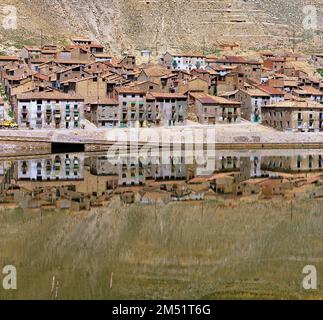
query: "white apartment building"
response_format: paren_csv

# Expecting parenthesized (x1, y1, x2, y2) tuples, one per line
(16, 92, 85, 129)
(161, 52, 206, 71)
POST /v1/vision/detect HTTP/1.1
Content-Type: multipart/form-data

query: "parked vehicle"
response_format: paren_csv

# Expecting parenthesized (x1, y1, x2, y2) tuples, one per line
(0, 120, 19, 129)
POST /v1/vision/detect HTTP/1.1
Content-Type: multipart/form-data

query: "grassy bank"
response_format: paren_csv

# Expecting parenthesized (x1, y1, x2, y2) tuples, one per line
(0, 197, 322, 299)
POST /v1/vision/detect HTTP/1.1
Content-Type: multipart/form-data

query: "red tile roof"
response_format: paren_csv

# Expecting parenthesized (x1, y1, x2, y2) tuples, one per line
(151, 92, 187, 99)
(17, 91, 84, 101)
(256, 84, 286, 96)
(0, 56, 19, 61)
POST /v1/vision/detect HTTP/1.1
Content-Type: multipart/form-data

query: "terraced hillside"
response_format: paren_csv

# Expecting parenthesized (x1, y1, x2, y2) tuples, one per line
(0, 0, 322, 54)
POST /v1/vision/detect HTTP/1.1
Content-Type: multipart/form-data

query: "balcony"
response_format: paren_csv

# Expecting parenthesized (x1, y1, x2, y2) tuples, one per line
(73, 159, 79, 170)
(46, 105, 52, 113)
(54, 110, 61, 118)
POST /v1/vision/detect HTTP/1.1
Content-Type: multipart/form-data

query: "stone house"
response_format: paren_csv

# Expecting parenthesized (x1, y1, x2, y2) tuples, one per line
(161, 52, 206, 71)
(292, 86, 323, 103)
(177, 77, 209, 95)
(311, 53, 323, 67)
(236, 88, 270, 123)
(117, 87, 147, 128)
(150, 92, 187, 126)
(190, 92, 241, 124)
(20, 46, 42, 62)
(263, 57, 286, 72)
(262, 100, 323, 132)
(88, 98, 119, 128)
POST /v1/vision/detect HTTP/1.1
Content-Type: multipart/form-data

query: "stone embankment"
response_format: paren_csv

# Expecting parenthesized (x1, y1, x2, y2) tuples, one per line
(1, 123, 323, 157)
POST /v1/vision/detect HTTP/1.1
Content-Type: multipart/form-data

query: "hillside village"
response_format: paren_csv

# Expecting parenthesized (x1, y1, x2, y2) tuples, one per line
(0, 37, 322, 132)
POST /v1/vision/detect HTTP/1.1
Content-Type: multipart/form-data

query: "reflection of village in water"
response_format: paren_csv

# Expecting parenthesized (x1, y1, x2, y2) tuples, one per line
(1, 150, 323, 211)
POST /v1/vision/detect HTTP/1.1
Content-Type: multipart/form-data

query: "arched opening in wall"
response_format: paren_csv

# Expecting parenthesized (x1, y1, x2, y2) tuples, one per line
(51, 143, 85, 153)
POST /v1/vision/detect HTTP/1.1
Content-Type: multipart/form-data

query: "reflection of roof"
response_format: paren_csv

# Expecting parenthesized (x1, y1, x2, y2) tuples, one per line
(190, 172, 234, 183)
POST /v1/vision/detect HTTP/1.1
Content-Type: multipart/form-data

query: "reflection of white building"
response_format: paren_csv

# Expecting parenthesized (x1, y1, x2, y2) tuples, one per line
(0, 161, 11, 176)
(88, 155, 188, 187)
(16, 154, 84, 181)
(261, 154, 323, 173)
(0, 161, 12, 181)
(195, 156, 241, 176)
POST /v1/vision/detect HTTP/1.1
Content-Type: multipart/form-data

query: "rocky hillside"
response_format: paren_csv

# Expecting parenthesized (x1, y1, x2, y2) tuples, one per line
(0, 0, 322, 55)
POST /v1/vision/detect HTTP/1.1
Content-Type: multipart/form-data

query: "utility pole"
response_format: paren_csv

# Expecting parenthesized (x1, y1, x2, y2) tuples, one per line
(292, 30, 296, 53)
(155, 28, 159, 56)
(203, 36, 206, 55)
(40, 29, 43, 49)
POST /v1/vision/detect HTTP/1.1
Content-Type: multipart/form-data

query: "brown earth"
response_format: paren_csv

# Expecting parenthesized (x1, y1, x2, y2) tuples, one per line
(0, 0, 322, 56)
